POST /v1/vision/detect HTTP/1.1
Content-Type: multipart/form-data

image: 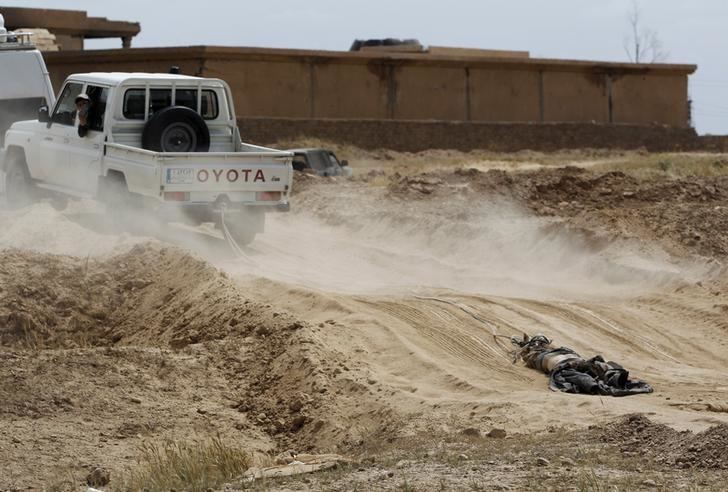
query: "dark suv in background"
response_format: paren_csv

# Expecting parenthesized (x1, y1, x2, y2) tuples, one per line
(289, 148, 352, 177)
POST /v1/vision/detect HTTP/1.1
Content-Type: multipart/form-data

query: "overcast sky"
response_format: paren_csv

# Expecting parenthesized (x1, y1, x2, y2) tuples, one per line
(6, 0, 728, 134)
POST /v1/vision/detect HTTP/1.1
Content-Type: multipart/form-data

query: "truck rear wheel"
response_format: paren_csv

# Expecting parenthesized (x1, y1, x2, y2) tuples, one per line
(223, 221, 257, 246)
(142, 106, 210, 153)
(217, 208, 264, 246)
(4, 155, 37, 209)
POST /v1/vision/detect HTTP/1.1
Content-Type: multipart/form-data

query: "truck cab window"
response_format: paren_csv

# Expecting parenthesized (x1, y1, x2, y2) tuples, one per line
(123, 89, 145, 119)
(123, 88, 219, 120)
(149, 89, 172, 116)
(85, 85, 109, 132)
(175, 89, 219, 119)
(51, 82, 83, 126)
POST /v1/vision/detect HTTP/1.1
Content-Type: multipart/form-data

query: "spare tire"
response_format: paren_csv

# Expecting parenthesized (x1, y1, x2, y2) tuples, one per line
(141, 106, 210, 152)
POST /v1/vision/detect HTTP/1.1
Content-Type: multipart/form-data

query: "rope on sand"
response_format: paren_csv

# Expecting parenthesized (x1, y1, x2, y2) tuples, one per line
(220, 205, 255, 265)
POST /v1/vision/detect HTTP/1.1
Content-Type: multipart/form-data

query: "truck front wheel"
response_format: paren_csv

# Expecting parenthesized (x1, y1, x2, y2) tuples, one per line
(4, 156, 37, 209)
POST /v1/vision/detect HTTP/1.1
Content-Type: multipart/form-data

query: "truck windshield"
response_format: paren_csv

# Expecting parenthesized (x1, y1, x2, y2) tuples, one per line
(51, 82, 83, 126)
(123, 88, 219, 120)
(327, 152, 340, 167)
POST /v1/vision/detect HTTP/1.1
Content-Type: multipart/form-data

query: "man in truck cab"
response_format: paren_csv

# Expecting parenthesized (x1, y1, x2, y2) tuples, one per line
(75, 93, 91, 137)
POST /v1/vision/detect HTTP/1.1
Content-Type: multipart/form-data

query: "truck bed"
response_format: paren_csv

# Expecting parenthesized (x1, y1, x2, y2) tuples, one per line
(104, 143, 293, 203)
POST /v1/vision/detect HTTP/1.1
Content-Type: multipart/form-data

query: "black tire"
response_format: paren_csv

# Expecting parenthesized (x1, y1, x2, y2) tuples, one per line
(4, 154, 37, 209)
(141, 106, 210, 153)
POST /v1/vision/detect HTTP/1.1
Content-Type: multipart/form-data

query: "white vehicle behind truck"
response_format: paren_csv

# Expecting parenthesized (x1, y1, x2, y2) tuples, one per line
(0, 19, 55, 167)
(2, 69, 293, 245)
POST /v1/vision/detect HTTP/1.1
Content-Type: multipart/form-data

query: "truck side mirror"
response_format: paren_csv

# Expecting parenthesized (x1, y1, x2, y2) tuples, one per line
(340, 160, 349, 167)
(38, 106, 50, 123)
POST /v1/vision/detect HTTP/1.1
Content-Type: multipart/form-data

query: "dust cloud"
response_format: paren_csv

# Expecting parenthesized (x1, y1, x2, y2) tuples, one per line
(0, 201, 138, 256)
(0, 191, 708, 302)
(218, 200, 703, 300)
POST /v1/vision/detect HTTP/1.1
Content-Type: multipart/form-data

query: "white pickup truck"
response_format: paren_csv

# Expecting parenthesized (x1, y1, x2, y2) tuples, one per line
(2, 70, 293, 244)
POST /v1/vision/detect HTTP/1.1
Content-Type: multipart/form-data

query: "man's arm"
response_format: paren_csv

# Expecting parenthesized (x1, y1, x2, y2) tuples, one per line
(77, 105, 90, 138)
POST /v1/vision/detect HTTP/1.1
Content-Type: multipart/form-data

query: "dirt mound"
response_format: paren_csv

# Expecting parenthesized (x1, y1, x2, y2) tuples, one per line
(528, 170, 728, 259)
(387, 168, 517, 199)
(0, 243, 299, 349)
(597, 414, 728, 469)
(0, 243, 396, 457)
(386, 166, 728, 259)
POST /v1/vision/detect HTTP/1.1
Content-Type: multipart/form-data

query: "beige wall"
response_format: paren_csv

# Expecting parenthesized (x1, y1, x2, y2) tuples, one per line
(43, 47, 695, 127)
(543, 72, 609, 123)
(394, 65, 467, 120)
(205, 59, 310, 118)
(428, 46, 529, 58)
(469, 68, 540, 122)
(611, 73, 688, 126)
(312, 62, 388, 118)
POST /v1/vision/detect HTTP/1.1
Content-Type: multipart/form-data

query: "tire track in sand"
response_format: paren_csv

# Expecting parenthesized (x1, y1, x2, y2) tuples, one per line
(358, 299, 532, 384)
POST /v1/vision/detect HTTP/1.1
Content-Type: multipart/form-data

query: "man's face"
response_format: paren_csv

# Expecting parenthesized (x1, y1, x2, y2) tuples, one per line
(76, 100, 88, 111)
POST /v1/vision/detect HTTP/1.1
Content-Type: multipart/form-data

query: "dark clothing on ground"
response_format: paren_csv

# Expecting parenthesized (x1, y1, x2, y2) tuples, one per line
(514, 335, 653, 397)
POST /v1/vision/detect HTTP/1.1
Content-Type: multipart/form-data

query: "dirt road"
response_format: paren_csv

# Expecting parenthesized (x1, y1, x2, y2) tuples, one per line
(0, 150, 727, 489)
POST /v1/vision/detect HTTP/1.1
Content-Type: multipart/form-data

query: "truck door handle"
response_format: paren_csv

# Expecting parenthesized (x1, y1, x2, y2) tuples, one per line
(93, 144, 100, 149)
(43, 137, 53, 141)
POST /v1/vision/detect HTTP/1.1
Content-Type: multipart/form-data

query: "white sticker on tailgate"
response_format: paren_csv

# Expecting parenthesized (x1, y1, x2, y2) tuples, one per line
(166, 168, 195, 185)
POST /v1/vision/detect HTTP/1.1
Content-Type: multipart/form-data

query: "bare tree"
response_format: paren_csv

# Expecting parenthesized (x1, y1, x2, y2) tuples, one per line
(623, 0, 668, 63)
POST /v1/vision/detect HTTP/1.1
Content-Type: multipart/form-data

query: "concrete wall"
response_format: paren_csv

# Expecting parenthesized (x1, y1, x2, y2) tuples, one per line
(206, 58, 310, 118)
(469, 68, 541, 122)
(543, 72, 609, 123)
(43, 46, 696, 127)
(313, 62, 388, 119)
(238, 117, 701, 153)
(611, 73, 688, 126)
(394, 65, 467, 120)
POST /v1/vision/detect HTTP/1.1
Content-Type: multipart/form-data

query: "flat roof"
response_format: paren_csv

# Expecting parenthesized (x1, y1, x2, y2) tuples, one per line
(0, 6, 139, 39)
(45, 45, 697, 75)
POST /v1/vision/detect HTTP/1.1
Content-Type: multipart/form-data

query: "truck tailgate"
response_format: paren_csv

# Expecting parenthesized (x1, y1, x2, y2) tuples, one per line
(161, 154, 291, 192)
(104, 144, 292, 199)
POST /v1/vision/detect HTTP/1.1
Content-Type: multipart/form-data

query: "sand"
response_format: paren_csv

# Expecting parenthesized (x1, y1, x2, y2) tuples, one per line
(0, 151, 727, 489)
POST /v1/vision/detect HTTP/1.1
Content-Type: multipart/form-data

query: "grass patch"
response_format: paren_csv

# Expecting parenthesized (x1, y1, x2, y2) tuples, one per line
(115, 436, 250, 492)
(590, 153, 728, 179)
